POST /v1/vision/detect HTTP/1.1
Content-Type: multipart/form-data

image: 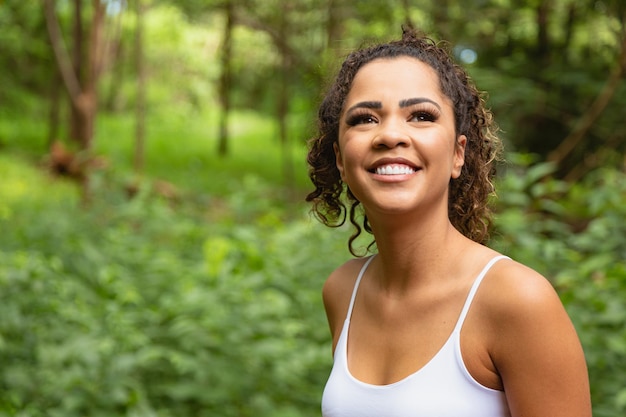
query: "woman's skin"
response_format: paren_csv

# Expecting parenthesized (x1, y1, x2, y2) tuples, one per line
(323, 56, 592, 417)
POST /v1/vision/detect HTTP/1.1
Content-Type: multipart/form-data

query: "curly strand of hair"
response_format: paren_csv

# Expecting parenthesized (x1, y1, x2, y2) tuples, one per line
(347, 198, 363, 257)
(345, 192, 377, 257)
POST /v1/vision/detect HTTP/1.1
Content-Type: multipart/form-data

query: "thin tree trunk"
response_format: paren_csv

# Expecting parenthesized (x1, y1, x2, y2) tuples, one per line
(563, 2, 576, 51)
(44, 0, 82, 100)
(326, 0, 343, 51)
(134, 0, 146, 174)
(69, 0, 85, 144)
(276, 8, 294, 194)
(47, 70, 62, 149)
(217, 0, 233, 157)
(278, 70, 292, 192)
(82, 0, 104, 152)
(536, 0, 550, 64)
(104, 8, 126, 111)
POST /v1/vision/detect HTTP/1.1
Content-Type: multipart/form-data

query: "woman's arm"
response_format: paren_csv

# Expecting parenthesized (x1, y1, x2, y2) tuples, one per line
(487, 262, 591, 417)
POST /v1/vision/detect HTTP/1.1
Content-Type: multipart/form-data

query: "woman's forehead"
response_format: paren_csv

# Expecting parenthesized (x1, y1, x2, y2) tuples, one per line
(343, 57, 450, 110)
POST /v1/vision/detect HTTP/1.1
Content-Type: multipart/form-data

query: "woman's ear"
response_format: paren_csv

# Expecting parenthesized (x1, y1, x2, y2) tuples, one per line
(451, 134, 467, 179)
(333, 142, 345, 181)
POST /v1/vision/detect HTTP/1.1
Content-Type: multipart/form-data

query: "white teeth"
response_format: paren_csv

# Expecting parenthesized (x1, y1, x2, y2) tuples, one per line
(375, 165, 416, 175)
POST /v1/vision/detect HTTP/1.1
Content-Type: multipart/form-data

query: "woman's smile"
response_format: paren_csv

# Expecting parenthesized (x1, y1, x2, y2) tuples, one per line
(374, 164, 416, 176)
(369, 157, 421, 180)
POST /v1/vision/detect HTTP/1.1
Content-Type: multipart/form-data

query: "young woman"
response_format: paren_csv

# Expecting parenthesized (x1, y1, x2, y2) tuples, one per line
(306, 28, 591, 417)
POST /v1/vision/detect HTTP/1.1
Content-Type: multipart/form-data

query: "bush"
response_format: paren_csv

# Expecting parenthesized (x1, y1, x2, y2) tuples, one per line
(0, 159, 349, 416)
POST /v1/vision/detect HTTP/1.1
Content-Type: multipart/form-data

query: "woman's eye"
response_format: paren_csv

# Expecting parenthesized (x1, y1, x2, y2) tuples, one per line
(346, 114, 377, 126)
(410, 111, 436, 122)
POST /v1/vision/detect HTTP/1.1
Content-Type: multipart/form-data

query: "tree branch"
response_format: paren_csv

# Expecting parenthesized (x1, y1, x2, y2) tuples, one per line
(89, 0, 106, 82)
(548, 22, 626, 165)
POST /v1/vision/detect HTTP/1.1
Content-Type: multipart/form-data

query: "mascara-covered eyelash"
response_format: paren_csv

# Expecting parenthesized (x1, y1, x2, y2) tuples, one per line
(345, 113, 377, 126)
(411, 110, 438, 122)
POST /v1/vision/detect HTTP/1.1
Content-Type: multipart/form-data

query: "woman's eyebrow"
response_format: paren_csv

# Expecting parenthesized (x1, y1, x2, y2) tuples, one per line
(344, 101, 382, 115)
(399, 97, 441, 110)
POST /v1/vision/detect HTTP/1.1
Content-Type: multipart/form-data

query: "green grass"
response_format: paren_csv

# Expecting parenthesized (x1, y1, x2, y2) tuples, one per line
(0, 109, 50, 157)
(95, 109, 313, 200)
(0, 153, 79, 208)
(1, 106, 314, 209)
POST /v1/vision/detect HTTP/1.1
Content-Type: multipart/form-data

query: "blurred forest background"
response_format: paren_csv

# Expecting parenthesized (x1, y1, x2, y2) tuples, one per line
(1, 0, 625, 416)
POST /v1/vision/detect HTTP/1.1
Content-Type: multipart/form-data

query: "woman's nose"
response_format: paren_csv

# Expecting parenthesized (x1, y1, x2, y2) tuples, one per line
(372, 118, 410, 149)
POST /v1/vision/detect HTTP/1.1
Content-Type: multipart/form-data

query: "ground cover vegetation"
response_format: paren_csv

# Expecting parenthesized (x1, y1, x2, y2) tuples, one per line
(1, 0, 625, 416)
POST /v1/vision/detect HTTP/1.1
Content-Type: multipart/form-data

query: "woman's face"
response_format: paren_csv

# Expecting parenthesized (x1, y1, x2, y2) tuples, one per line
(334, 56, 466, 217)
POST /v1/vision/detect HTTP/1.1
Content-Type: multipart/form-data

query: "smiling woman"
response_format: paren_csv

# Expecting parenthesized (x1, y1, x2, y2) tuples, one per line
(306, 28, 591, 417)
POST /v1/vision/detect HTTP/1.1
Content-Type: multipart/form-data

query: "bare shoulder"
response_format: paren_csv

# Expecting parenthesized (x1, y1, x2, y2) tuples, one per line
(479, 258, 579, 354)
(322, 257, 371, 346)
(480, 258, 564, 320)
(479, 257, 592, 417)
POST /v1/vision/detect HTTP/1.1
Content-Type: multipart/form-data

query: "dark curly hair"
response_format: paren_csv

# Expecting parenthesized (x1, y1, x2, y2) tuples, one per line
(306, 28, 502, 256)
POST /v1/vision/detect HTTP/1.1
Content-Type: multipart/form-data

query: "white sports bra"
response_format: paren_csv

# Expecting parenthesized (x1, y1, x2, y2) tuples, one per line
(322, 255, 511, 417)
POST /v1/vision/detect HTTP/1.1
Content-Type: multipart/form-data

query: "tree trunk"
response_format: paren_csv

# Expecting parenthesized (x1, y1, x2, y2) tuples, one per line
(276, 8, 294, 194)
(104, 10, 126, 111)
(134, 0, 146, 175)
(563, 2, 576, 52)
(535, 0, 551, 67)
(47, 69, 62, 149)
(82, 0, 104, 153)
(217, 0, 233, 157)
(69, 0, 85, 145)
(326, 0, 343, 51)
(44, 0, 106, 203)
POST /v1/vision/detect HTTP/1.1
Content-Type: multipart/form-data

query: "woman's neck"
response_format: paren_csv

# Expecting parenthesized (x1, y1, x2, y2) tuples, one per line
(366, 210, 474, 295)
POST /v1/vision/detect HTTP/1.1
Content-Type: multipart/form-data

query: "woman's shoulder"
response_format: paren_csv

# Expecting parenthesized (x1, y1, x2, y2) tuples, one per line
(322, 257, 372, 338)
(323, 256, 371, 290)
(322, 257, 371, 309)
(476, 254, 579, 360)
(479, 256, 563, 319)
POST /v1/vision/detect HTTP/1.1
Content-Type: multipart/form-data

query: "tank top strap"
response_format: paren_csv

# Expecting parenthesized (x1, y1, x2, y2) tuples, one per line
(345, 255, 376, 321)
(453, 255, 510, 333)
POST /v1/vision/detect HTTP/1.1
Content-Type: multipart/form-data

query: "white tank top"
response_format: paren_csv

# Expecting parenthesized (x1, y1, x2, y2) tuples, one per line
(322, 255, 511, 417)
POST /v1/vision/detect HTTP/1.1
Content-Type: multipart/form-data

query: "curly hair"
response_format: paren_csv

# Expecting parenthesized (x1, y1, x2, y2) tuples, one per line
(306, 28, 502, 256)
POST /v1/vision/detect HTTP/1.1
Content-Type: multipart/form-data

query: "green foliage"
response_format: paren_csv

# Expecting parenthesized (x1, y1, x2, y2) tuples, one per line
(0, 0, 55, 108)
(0, 154, 351, 417)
